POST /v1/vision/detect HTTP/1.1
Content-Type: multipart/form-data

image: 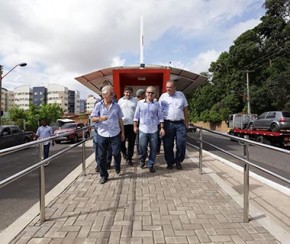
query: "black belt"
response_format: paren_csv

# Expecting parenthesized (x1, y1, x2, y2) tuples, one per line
(164, 120, 184, 124)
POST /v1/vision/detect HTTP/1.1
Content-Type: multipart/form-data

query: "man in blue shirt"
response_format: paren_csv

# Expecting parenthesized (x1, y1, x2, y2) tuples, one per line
(159, 80, 189, 170)
(91, 86, 125, 184)
(35, 119, 54, 166)
(134, 86, 165, 173)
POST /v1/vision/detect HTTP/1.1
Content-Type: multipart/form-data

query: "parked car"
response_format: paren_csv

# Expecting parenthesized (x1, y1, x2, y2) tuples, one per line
(54, 122, 89, 144)
(248, 111, 290, 132)
(0, 125, 34, 150)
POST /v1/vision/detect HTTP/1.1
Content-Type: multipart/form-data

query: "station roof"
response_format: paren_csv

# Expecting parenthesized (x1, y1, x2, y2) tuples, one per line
(75, 64, 207, 95)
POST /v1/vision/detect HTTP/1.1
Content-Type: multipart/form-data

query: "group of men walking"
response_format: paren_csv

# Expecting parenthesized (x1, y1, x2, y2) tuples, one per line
(91, 81, 188, 184)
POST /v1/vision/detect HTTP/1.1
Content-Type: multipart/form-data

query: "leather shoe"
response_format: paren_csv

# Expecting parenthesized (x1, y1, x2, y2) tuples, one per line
(95, 165, 99, 172)
(140, 161, 145, 168)
(99, 177, 107, 184)
(127, 159, 133, 166)
(149, 167, 156, 173)
(176, 163, 183, 170)
(115, 168, 120, 174)
(166, 165, 173, 169)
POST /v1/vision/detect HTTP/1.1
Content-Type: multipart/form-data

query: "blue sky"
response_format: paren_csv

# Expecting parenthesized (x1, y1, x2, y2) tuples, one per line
(0, 0, 265, 99)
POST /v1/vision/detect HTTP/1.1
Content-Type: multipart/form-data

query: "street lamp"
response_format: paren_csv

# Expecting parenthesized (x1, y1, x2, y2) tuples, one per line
(0, 63, 27, 125)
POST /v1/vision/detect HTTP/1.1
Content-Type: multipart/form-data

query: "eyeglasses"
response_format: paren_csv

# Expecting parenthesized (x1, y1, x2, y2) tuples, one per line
(147, 91, 154, 94)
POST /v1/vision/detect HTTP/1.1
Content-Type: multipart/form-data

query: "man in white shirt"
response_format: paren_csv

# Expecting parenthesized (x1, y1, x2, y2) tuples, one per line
(118, 86, 137, 165)
(159, 80, 188, 170)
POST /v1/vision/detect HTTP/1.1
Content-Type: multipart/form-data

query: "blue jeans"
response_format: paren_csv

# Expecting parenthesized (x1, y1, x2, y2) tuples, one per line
(138, 131, 158, 168)
(97, 133, 121, 179)
(163, 121, 186, 166)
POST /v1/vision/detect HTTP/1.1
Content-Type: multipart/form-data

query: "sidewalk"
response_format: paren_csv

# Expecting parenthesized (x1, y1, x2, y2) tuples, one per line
(2, 144, 290, 244)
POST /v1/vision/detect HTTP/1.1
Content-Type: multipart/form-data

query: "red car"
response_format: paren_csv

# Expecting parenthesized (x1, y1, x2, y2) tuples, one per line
(54, 123, 89, 143)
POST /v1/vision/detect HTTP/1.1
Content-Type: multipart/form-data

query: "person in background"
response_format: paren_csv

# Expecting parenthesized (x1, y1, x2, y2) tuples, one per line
(35, 119, 54, 167)
(136, 89, 145, 100)
(135, 88, 146, 156)
(118, 86, 137, 166)
(91, 94, 102, 172)
(91, 85, 125, 184)
(133, 86, 165, 173)
(159, 80, 189, 170)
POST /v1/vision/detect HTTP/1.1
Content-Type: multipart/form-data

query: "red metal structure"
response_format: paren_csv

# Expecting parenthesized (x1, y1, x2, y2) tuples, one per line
(75, 65, 206, 99)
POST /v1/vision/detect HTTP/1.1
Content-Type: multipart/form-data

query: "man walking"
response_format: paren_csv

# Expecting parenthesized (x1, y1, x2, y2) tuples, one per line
(91, 85, 125, 184)
(118, 86, 137, 165)
(35, 119, 54, 166)
(159, 80, 189, 170)
(134, 86, 165, 173)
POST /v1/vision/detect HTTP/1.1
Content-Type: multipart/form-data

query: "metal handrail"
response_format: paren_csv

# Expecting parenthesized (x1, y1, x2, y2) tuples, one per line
(192, 126, 290, 223)
(0, 126, 93, 223)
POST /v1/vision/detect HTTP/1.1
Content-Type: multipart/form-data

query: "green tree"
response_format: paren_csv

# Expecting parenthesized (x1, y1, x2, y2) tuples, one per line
(188, 0, 290, 122)
(8, 107, 27, 129)
(38, 104, 63, 125)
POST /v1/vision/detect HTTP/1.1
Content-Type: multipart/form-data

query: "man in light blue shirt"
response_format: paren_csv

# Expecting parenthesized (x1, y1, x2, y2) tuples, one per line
(91, 86, 124, 184)
(159, 80, 189, 170)
(134, 86, 165, 173)
(35, 119, 54, 166)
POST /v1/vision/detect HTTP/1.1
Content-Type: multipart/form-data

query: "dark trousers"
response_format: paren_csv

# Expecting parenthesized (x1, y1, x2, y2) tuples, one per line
(163, 121, 186, 166)
(94, 129, 112, 167)
(43, 143, 50, 159)
(97, 133, 121, 179)
(121, 124, 136, 160)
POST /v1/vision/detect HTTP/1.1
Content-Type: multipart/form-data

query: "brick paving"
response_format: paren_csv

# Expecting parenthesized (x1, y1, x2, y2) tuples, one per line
(9, 151, 280, 244)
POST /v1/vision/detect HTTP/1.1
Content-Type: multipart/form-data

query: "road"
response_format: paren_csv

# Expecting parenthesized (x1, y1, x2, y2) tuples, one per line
(0, 142, 94, 231)
(186, 130, 290, 187)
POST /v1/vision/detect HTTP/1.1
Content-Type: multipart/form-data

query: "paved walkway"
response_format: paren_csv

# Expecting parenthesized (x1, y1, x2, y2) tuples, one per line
(2, 144, 290, 244)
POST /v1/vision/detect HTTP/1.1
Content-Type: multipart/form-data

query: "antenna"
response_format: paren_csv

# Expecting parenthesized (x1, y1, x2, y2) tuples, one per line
(140, 16, 145, 68)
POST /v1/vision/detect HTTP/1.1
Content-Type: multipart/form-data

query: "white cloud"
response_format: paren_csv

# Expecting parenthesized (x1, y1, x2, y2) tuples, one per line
(191, 50, 221, 74)
(0, 0, 265, 98)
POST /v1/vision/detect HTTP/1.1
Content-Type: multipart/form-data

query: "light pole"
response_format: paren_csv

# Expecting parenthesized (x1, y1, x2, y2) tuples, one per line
(0, 63, 27, 125)
(246, 70, 251, 114)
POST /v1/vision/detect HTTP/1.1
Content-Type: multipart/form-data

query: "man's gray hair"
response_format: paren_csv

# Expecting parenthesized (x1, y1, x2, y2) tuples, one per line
(101, 85, 113, 95)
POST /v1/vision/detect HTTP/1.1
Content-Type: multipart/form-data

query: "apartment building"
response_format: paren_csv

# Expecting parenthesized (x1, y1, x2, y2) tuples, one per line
(14, 85, 32, 110)
(47, 84, 68, 112)
(32, 86, 47, 108)
(86, 94, 101, 114)
(1, 84, 83, 114)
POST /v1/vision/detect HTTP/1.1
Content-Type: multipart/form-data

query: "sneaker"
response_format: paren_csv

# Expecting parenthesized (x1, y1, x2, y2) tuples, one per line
(44, 161, 50, 167)
(99, 177, 107, 184)
(140, 161, 145, 169)
(149, 166, 156, 173)
(166, 165, 173, 170)
(176, 163, 183, 170)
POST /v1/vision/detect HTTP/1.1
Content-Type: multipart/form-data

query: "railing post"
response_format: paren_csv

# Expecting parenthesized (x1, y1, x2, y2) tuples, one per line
(199, 129, 203, 175)
(243, 135, 250, 223)
(39, 142, 46, 223)
(82, 129, 86, 175)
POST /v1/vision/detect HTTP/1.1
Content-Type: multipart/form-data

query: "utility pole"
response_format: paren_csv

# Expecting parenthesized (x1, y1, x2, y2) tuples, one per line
(246, 70, 251, 114)
(0, 65, 3, 125)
